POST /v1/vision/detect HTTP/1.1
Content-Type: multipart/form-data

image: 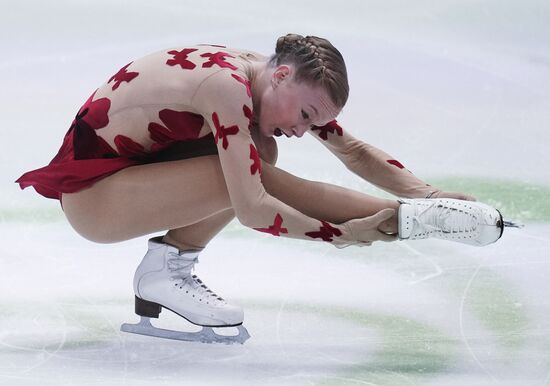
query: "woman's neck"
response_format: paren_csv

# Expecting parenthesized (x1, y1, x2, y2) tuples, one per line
(248, 60, 271, 132)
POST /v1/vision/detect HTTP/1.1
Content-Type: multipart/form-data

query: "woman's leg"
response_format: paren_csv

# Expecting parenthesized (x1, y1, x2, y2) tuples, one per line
(61, 155, 398, 246)
(163, 208, 235, 250)
(61, 155, 233, 243)
(260, 162, 399, 234)
(162, 161, 398, 251)
(161, 161, 399, 251)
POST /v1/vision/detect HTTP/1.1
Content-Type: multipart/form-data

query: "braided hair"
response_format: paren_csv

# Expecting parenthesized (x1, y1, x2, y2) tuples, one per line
(269, 33, 349, 108)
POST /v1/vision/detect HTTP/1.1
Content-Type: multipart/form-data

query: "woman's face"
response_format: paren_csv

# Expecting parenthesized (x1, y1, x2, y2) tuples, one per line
(256, 65, 341, 138)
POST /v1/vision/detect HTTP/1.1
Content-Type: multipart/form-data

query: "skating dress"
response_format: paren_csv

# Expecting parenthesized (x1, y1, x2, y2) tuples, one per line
(15, 44, 435, 246)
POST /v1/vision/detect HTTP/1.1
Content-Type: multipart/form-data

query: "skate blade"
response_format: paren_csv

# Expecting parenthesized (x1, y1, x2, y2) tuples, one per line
(503, 219, 524, 228)
(120, 316, 250, 344)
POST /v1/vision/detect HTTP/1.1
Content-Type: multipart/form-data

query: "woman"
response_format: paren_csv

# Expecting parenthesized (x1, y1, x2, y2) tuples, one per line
(15, 34, 503, 344)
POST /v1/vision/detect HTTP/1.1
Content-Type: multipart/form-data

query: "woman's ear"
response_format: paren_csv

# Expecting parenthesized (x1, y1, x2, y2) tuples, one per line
(271, 65, 291, 88)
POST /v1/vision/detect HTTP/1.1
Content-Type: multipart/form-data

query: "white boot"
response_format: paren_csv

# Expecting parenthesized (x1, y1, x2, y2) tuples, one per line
(398, 198, 504, 246)
(121, 236, 250, 344)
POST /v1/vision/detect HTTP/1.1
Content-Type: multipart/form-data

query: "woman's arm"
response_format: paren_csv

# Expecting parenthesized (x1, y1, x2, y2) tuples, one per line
(308, 121, 475, 200)
(192, 69, 389, 246)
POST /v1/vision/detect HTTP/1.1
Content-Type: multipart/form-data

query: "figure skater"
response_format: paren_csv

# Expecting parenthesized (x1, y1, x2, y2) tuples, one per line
(15, 34, 507, 344)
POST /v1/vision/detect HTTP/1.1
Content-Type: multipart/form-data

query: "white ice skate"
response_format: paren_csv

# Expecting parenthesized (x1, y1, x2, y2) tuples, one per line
(397, 198, 521, 246)
(120, 236, 250, 344)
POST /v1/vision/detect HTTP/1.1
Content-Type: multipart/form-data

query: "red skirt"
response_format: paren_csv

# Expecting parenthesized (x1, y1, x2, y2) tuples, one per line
(15, 123, 218, 204)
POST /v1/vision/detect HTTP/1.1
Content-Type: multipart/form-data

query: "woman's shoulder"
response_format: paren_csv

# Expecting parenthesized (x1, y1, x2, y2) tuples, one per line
(140, 44, 266, 70)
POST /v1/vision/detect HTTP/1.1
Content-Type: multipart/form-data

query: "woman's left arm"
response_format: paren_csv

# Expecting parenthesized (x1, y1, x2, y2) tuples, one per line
(308, 120, 476, 201)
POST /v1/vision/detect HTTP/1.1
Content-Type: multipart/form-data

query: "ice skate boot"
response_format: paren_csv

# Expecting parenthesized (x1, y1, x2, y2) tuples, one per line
(120, 236, 250, 344)
(397, 198, 505, 246)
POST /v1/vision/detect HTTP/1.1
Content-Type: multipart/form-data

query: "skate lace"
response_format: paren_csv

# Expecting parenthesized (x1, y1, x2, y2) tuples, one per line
(167, 252, 224, 301)
(415, 202, 477, 235)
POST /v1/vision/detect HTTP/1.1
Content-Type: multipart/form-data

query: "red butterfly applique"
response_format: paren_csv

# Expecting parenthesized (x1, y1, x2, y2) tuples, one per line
(108, 62, 139, 91)
(253, 214, 288, 236)
(231, 74, 252, 97)
(386, 159, 405, 169)
(311, 120, 343, 141)
(73, 90, 111, 130)
(166, 48, 198, 69)
(249, 144, 262, 175)
(67, 90, 115, 160)
(386, 159, 412, 173)
(201, 52, 238, 70)
(114, 135, 148, 158)
(243, 105, 253, 131)
(148, 109, 205, 151)
(305, 221, 342, 242)
(212, 112, 239, 150)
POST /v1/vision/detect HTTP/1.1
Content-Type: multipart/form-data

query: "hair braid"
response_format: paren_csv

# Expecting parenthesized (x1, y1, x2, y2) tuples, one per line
(270, 33, 348, 108)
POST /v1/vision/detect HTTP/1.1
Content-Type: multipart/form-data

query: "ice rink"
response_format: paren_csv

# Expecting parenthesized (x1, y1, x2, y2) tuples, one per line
(2, 1, 550, 385)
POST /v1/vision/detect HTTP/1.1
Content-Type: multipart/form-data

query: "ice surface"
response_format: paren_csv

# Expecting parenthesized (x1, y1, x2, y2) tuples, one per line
(1, 223, 550, 385)
(2, 1, 550, 385)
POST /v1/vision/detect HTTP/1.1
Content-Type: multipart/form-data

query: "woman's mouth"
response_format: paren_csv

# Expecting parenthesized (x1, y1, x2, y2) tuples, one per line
(274, 128, 291, 138)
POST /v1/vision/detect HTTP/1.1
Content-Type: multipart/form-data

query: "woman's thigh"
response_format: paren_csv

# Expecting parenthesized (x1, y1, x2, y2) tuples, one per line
(61, 155, 232, 243)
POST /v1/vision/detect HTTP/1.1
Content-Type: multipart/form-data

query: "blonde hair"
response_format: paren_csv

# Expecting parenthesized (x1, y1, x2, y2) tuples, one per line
(269, 33, 349, 108)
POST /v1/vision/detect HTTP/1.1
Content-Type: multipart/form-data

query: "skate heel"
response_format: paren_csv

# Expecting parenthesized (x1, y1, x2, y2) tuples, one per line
(135, 296, 162, 318)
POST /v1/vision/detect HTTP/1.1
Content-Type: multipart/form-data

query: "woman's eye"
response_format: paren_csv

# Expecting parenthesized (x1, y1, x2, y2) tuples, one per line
(301, 110, 309, 120)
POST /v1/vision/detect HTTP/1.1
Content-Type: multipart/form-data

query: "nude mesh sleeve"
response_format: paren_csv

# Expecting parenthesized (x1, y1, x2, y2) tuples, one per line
(308, 120, 439, 198)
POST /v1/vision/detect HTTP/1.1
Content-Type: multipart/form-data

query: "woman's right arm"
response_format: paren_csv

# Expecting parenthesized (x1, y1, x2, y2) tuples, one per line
(308, 120, 439, 198)
(192, 69, 392, 247)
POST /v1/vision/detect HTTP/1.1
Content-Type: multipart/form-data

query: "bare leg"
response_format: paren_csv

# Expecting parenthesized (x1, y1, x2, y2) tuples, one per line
(61, 155, 232, 243)
(162, 161, 398, 251)
(162, 162, 399, 251)
(163, 208, 235, 251)
(61, 156, 398, 245)
(260, 162, 399, 234)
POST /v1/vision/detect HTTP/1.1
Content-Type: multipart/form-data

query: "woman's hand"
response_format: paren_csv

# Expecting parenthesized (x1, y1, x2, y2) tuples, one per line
(338, 208, 398, 247)
(429, 190, 477, 201)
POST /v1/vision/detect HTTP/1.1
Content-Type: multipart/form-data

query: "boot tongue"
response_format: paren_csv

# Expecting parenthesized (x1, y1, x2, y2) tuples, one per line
(178, 249, 202, 259)
(428, 203, 478, 233)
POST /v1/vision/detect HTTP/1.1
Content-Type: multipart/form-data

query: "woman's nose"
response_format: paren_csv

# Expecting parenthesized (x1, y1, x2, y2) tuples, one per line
(292, 126, 307, 138)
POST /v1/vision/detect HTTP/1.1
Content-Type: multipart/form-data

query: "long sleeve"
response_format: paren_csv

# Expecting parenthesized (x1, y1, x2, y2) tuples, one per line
(192, 70, 356, 246)
(308, 120, 438, 198)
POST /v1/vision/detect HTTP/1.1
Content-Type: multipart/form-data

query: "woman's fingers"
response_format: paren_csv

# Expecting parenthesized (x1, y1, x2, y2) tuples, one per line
(432, 191, 477, 201)
(345, 208, 398, 244)
(368, 208, 396, 224)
